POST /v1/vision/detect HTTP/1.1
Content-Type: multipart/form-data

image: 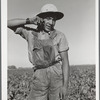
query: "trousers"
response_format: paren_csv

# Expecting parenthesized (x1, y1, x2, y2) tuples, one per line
(27, 63, 62, 100)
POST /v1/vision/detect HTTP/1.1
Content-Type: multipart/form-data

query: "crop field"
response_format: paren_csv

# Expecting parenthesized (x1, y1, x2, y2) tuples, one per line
(8, 65, 95, 100)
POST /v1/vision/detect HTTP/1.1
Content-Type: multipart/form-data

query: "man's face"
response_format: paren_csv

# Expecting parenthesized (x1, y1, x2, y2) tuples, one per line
(43, 17, 56, 32)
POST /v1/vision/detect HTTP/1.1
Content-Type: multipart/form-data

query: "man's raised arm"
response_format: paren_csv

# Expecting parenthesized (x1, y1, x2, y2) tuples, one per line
(8, 19, 26, 28)
(8, 16, 43, 29)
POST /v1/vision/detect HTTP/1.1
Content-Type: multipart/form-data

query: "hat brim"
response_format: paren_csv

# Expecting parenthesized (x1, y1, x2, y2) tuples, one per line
(37, 12, 64, 20)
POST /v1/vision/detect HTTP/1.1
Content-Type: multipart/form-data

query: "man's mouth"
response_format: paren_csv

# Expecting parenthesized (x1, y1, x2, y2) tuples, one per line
(46, 25, 52, 29)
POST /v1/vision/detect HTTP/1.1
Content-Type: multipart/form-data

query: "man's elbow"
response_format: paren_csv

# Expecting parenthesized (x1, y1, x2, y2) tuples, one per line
(7, 20, 13, 28)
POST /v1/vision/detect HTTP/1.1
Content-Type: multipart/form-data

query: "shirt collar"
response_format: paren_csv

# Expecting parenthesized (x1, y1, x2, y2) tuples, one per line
(49, 29, 57, 39)
(32, 29, 57, 39)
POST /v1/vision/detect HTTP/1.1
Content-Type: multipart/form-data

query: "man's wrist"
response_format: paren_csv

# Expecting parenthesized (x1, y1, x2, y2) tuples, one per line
(26, 18, 30, 24)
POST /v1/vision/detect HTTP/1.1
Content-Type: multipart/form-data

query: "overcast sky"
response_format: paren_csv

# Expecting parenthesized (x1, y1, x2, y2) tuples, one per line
(7, 0, 95, 68)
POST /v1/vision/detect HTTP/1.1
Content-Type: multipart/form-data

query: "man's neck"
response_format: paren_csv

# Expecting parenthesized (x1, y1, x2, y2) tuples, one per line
(38, 31, 49, 40)
(42, 29, 55, 35)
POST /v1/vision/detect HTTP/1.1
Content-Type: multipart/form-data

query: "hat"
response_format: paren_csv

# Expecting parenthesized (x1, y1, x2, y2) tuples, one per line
(37, 4, 64, 20)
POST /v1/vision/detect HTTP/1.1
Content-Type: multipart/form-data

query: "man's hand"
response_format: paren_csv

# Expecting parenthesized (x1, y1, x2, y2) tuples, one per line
(59, 86, 68, 100)
(28, 16, 43, 25)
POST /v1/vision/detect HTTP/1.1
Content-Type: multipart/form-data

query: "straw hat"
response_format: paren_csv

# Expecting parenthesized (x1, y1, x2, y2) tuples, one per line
(37, 4, 64, 20)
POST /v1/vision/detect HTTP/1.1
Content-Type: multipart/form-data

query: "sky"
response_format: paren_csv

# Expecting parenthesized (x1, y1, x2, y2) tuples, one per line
(7, 0, 96, 68)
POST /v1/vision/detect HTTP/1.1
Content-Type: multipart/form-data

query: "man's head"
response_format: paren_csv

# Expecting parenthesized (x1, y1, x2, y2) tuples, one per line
(37, 4, 64, 32)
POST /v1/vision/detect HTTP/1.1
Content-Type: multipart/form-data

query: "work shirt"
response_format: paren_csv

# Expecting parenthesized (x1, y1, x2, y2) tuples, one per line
(14, 26, 69, 66)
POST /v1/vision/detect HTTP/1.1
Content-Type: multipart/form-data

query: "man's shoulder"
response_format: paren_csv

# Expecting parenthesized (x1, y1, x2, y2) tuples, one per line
(55, 30, 65, 37)
(23, 26, 39, 36)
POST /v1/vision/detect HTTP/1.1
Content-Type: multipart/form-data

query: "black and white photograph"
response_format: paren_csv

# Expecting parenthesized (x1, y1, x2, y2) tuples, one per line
(1, 0, 98, 100)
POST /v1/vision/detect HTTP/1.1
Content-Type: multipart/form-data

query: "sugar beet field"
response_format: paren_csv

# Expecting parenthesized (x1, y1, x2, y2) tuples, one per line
(8, 65, 95, 100)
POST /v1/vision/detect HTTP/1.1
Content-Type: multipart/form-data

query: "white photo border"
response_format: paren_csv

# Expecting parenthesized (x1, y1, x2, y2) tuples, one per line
(1, 0, 99, 100)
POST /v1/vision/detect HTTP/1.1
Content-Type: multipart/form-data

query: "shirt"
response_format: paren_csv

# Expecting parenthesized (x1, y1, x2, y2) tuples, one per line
(15, 26, 69, 66)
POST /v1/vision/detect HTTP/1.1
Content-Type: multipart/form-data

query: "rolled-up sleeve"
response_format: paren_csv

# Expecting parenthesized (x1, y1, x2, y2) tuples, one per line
(58, 33, 69, 53)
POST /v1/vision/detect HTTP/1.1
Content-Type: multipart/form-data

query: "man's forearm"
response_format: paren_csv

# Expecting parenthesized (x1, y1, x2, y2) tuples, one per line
(62, 61, 70, 88)
(61, 52, 70, 88)
(7, 16, 43, 29)
(8, 19, 26, 28)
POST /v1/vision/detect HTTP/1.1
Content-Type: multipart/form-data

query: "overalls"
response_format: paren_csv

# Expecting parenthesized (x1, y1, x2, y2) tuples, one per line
(27, 32, 63, 100)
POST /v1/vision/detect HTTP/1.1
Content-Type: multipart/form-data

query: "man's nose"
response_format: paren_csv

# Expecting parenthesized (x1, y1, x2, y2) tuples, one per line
(48, 19, 53, 24)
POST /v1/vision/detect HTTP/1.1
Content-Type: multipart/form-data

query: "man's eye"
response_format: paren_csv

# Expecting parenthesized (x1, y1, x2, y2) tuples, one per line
(46, 17, 51, 20)
(45, 17, 56, 21)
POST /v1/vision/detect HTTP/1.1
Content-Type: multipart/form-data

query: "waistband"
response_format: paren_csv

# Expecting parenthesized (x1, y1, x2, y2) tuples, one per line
(33, 59, 62, 72)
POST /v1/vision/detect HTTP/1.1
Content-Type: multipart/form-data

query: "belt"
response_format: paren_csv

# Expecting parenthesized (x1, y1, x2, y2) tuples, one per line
(33, 59, 62, 72)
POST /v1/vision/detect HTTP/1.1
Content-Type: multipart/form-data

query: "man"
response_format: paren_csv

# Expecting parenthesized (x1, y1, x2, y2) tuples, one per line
(8, 4, 70, 100)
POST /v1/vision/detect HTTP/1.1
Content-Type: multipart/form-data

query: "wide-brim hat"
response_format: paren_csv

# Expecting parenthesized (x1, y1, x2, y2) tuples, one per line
(37, 4, 64, 20)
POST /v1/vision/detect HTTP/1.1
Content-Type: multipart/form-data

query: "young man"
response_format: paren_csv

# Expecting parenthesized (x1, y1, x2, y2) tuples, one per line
(8, 4, 70, 100)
